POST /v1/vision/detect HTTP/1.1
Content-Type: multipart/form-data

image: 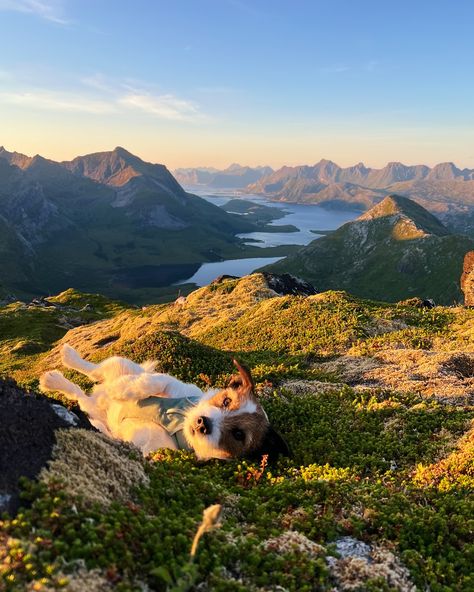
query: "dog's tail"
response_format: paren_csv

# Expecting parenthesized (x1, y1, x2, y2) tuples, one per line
(61, 344, 97, 377)
(140, 360, 158, 373)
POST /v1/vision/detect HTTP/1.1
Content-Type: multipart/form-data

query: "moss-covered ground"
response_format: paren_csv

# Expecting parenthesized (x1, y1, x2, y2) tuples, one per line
(1, 275, 474, 591)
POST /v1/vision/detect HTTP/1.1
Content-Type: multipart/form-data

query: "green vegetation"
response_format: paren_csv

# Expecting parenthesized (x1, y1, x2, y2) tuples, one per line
(265, 195, 474, 305)
(114, 331, 234, 389)
(2, 388, 473, 591)
(1, 275, 474, 590)
(0, 290, 129, 385)
(221, 199, 299, 234)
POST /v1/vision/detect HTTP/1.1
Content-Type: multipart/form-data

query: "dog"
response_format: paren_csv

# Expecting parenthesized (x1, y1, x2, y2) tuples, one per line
(40, 345, 288, 461)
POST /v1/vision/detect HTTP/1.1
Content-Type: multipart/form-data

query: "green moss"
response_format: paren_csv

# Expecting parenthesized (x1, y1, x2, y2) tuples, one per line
(113, 331, 234, 388)
(200, 292, 374, 357)
(47, 288, 129, 317)
(264, 386, 472, 471)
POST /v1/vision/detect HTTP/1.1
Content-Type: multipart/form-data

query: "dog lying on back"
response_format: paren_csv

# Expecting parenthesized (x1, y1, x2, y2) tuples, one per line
(40, 345, 288, 460)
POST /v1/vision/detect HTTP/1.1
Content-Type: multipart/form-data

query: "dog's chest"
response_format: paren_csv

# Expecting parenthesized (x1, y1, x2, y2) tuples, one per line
(109, 396, 201, 448)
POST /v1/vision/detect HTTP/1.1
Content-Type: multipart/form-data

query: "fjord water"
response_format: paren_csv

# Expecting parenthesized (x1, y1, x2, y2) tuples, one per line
(175, 256, 285, 287)
(178, 189, 360, 286)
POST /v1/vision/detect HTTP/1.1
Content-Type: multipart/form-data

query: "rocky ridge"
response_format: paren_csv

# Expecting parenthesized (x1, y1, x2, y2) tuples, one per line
(245, 158, 474, 233)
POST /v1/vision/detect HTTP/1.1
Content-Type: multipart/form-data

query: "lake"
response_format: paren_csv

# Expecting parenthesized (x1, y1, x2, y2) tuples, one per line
(175, 256, 284, 286)
(175, 188, 360, 286)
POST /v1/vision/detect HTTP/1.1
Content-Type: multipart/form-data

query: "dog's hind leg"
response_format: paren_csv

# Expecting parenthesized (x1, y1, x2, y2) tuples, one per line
(61, 344, 147, 383)
(40, 369, 113, 437)
(40, 370, 95, 414)
(60, 344, 99, 379)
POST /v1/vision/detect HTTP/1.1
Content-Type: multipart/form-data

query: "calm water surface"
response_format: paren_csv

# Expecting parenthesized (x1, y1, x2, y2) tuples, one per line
(176, 257, 284, 286)
(175, 188, 360, 286)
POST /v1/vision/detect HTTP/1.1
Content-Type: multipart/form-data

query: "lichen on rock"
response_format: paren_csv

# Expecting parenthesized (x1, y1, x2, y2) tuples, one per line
(40, 429, 149, 507)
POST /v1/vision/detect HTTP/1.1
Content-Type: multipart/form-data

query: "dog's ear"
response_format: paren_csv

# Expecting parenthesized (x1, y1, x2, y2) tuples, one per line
(249, 425, 290, 462)
(228, 359, 254, 394)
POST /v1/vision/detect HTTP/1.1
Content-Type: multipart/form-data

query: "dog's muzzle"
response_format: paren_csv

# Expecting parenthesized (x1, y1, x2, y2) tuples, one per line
(195, 416, 212, 435)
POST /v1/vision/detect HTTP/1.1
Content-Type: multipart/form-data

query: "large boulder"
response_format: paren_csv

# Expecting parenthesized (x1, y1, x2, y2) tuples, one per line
(261, 272, 317, 296)
(461, 251, 474, 306)
(0, 378, 93, 515)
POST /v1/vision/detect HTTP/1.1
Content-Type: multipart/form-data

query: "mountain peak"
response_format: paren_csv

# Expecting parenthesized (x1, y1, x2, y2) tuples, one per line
(0, 146, 33, 169)
(112, 146, 137, 160)
(64, 148, 158, 187)
(359, 194, 449, 237)
(316, 158, 338, 165)
(427, 162, 462, 180)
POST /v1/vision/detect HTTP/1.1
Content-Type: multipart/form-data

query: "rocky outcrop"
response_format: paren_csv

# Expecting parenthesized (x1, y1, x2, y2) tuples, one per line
(461, 251, 474, 306)
(211, 272, 317, 296)
(261, 272, 317, 296)
(0, 379, 92, 515)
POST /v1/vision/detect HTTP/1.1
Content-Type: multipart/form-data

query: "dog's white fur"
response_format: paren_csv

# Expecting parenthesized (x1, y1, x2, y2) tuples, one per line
(40, 344, 267, 459)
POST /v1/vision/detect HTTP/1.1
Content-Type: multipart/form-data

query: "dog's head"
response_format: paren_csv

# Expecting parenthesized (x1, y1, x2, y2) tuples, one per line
(183, 360, 288, 461)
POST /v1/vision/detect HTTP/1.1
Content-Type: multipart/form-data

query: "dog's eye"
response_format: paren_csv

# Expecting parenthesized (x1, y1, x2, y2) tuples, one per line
(232, 428, 245, 441)
(222, 397, 232, 408)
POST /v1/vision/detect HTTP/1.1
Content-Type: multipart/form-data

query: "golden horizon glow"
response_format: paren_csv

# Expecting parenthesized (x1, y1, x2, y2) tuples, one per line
(3, 116, 474, 172)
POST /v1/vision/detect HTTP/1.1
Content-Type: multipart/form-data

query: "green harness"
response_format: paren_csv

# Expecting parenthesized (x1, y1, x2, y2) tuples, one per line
(117, 395, 201, 450)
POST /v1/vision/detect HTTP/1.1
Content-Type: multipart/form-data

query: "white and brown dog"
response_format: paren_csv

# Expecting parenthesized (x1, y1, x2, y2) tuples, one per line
(40, 345, 288, 460)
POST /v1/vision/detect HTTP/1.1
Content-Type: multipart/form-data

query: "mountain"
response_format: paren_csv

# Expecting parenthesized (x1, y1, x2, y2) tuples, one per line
(427, 162, 474, 181)
(174, 163, 273, 188)
(0, 146, 33, 169)
(263, 195, 474, 304)
(64, 146, 186, 193)
(246, 159, 434, 194)
(0, 147, 257, 302)
(245, 159, 474, 231)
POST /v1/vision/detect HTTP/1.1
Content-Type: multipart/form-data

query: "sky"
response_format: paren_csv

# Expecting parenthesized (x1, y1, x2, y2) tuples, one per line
(1, 0, 474, 169)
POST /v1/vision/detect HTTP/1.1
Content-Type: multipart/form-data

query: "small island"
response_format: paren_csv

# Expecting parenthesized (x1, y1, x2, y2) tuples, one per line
(221, 199, 299, 233)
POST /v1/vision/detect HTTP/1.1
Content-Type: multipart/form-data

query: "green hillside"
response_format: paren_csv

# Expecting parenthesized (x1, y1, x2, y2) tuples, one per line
(264, 195, 474, 304)
(2, 274, 474, 590)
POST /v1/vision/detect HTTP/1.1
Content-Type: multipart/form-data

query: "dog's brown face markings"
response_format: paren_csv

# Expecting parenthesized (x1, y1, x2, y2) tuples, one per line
(184, 360, 288, 461)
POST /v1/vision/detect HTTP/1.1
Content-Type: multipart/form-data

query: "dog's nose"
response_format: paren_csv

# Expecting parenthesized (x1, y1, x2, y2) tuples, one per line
(195, 416, 212, 435)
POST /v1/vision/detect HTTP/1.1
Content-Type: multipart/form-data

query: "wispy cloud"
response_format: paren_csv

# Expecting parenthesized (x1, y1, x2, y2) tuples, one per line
(119, 92, 202, 121)
(0, 74, 208, 122)
(0, 0, 69, 24)
(320, 61, 380, 75)
(0, 90, 115, 114)
(81, 73, 116, 93)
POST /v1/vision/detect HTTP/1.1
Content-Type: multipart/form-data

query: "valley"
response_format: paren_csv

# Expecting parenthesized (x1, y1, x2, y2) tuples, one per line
(0, 148, 304, 304)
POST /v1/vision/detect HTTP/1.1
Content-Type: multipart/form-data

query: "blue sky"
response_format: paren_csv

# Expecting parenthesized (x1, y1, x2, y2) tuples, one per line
(1, 0, 473, 168)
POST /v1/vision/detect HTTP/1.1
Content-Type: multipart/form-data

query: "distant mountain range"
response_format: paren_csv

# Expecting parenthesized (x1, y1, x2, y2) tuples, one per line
(174, 164, 273, 189)
(245, 159, 474, 234)
(0, 147, 256, 302)
(264, 195, 473, 304)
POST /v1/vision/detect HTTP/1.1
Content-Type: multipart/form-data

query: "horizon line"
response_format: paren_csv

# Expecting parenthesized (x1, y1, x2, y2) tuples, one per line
(1, 143, 472, 173)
